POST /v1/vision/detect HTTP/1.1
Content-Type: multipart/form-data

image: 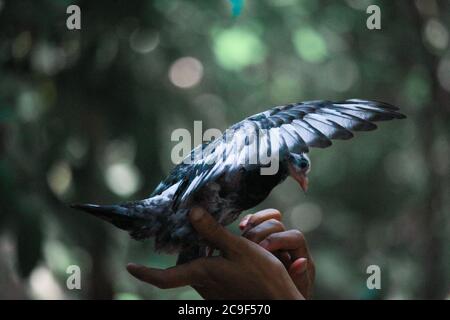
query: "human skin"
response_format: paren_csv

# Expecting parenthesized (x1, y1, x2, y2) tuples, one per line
(239, 208, 315, 299)
(127, 207, 313, 300)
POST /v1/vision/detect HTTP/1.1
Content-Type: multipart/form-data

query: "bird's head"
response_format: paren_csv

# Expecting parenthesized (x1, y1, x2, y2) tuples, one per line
(287, 153, 310, 193)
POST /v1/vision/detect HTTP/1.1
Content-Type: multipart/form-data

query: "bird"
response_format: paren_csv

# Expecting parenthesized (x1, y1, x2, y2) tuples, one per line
(72, 99, 405, 264)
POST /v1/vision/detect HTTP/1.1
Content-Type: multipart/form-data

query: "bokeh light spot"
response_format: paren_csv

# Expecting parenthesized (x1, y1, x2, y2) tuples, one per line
(423, 18, 448, 51)
(293, 27, 328, 63)
(213, 28, 266, 71)
(29, 266, 65, 300)
(47, 161, 72, 197)
(31, 43, 66, 75)
(169, 57, 203, 88)
(17, 90, 45, 122)
(105, 162, 142, 197)
(129, 28, 159, 54)
(289, 202, 323, 232)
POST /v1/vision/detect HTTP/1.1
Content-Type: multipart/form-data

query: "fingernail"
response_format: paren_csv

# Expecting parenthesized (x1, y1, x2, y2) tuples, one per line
(239, 219, 249, 230)
(190, 207, 205, 221)
(297, 258, 308, 274)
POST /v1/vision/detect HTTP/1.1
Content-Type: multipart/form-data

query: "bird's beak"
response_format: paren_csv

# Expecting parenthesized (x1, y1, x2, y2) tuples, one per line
(288, 163, 309, 193)
(297, 174, 309, 193)
(292, 173, 309, 193)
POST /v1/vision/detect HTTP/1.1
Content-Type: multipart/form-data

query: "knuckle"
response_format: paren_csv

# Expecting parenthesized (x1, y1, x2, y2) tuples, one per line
(267, 208, 282, 219)
(264, 233, 277, 245)
(291, 229, 305, 241)
(244, 228, 258, 241)
(246, 215, 258, 228)
(268, 218, 284, 229)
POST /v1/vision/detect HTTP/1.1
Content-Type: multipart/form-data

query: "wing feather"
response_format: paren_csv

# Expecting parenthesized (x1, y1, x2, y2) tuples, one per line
(152, 99, 405, 207)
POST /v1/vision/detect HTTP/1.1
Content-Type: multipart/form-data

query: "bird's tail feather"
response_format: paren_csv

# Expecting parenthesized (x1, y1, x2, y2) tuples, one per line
(70, 203, 145, 232)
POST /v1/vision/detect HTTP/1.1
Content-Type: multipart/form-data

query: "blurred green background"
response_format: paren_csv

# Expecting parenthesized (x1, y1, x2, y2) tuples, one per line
(0, 0, 449, 300)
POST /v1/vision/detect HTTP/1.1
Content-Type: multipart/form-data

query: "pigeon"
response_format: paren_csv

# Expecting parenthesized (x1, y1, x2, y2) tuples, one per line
(72, 99, 405, 263)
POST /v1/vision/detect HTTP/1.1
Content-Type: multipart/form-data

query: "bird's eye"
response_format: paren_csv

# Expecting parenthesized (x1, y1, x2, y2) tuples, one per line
(299, 159, 309, 170)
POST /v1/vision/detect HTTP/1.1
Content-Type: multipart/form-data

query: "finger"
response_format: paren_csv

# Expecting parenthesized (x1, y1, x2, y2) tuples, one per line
(239, 214, 252, 230)
(243, 219, 285, 243)
(288, 258, 310, 298)
(190, 207, 241, 253)
(273, 251, 292, 269)
(126, 261, 204, 289)
(259, 230, 310, 260)
(242, 209, 282, 233)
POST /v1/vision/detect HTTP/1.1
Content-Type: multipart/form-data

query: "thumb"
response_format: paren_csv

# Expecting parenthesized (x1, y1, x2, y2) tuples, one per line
(189, 207, 241, 253)
(126, 261, 204, 289)
(288, 258, 310, 299)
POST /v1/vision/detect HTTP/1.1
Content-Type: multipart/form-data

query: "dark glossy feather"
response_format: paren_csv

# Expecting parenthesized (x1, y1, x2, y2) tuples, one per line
(152, 99, 405, 207)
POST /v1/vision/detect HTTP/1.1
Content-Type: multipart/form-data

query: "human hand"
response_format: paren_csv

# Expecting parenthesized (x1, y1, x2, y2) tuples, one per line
(239, 209, 315, 299)
(127, 207, 304, 300)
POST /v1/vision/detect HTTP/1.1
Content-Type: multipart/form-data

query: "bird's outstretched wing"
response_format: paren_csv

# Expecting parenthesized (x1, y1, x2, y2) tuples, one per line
(152, 99, 405, 206)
